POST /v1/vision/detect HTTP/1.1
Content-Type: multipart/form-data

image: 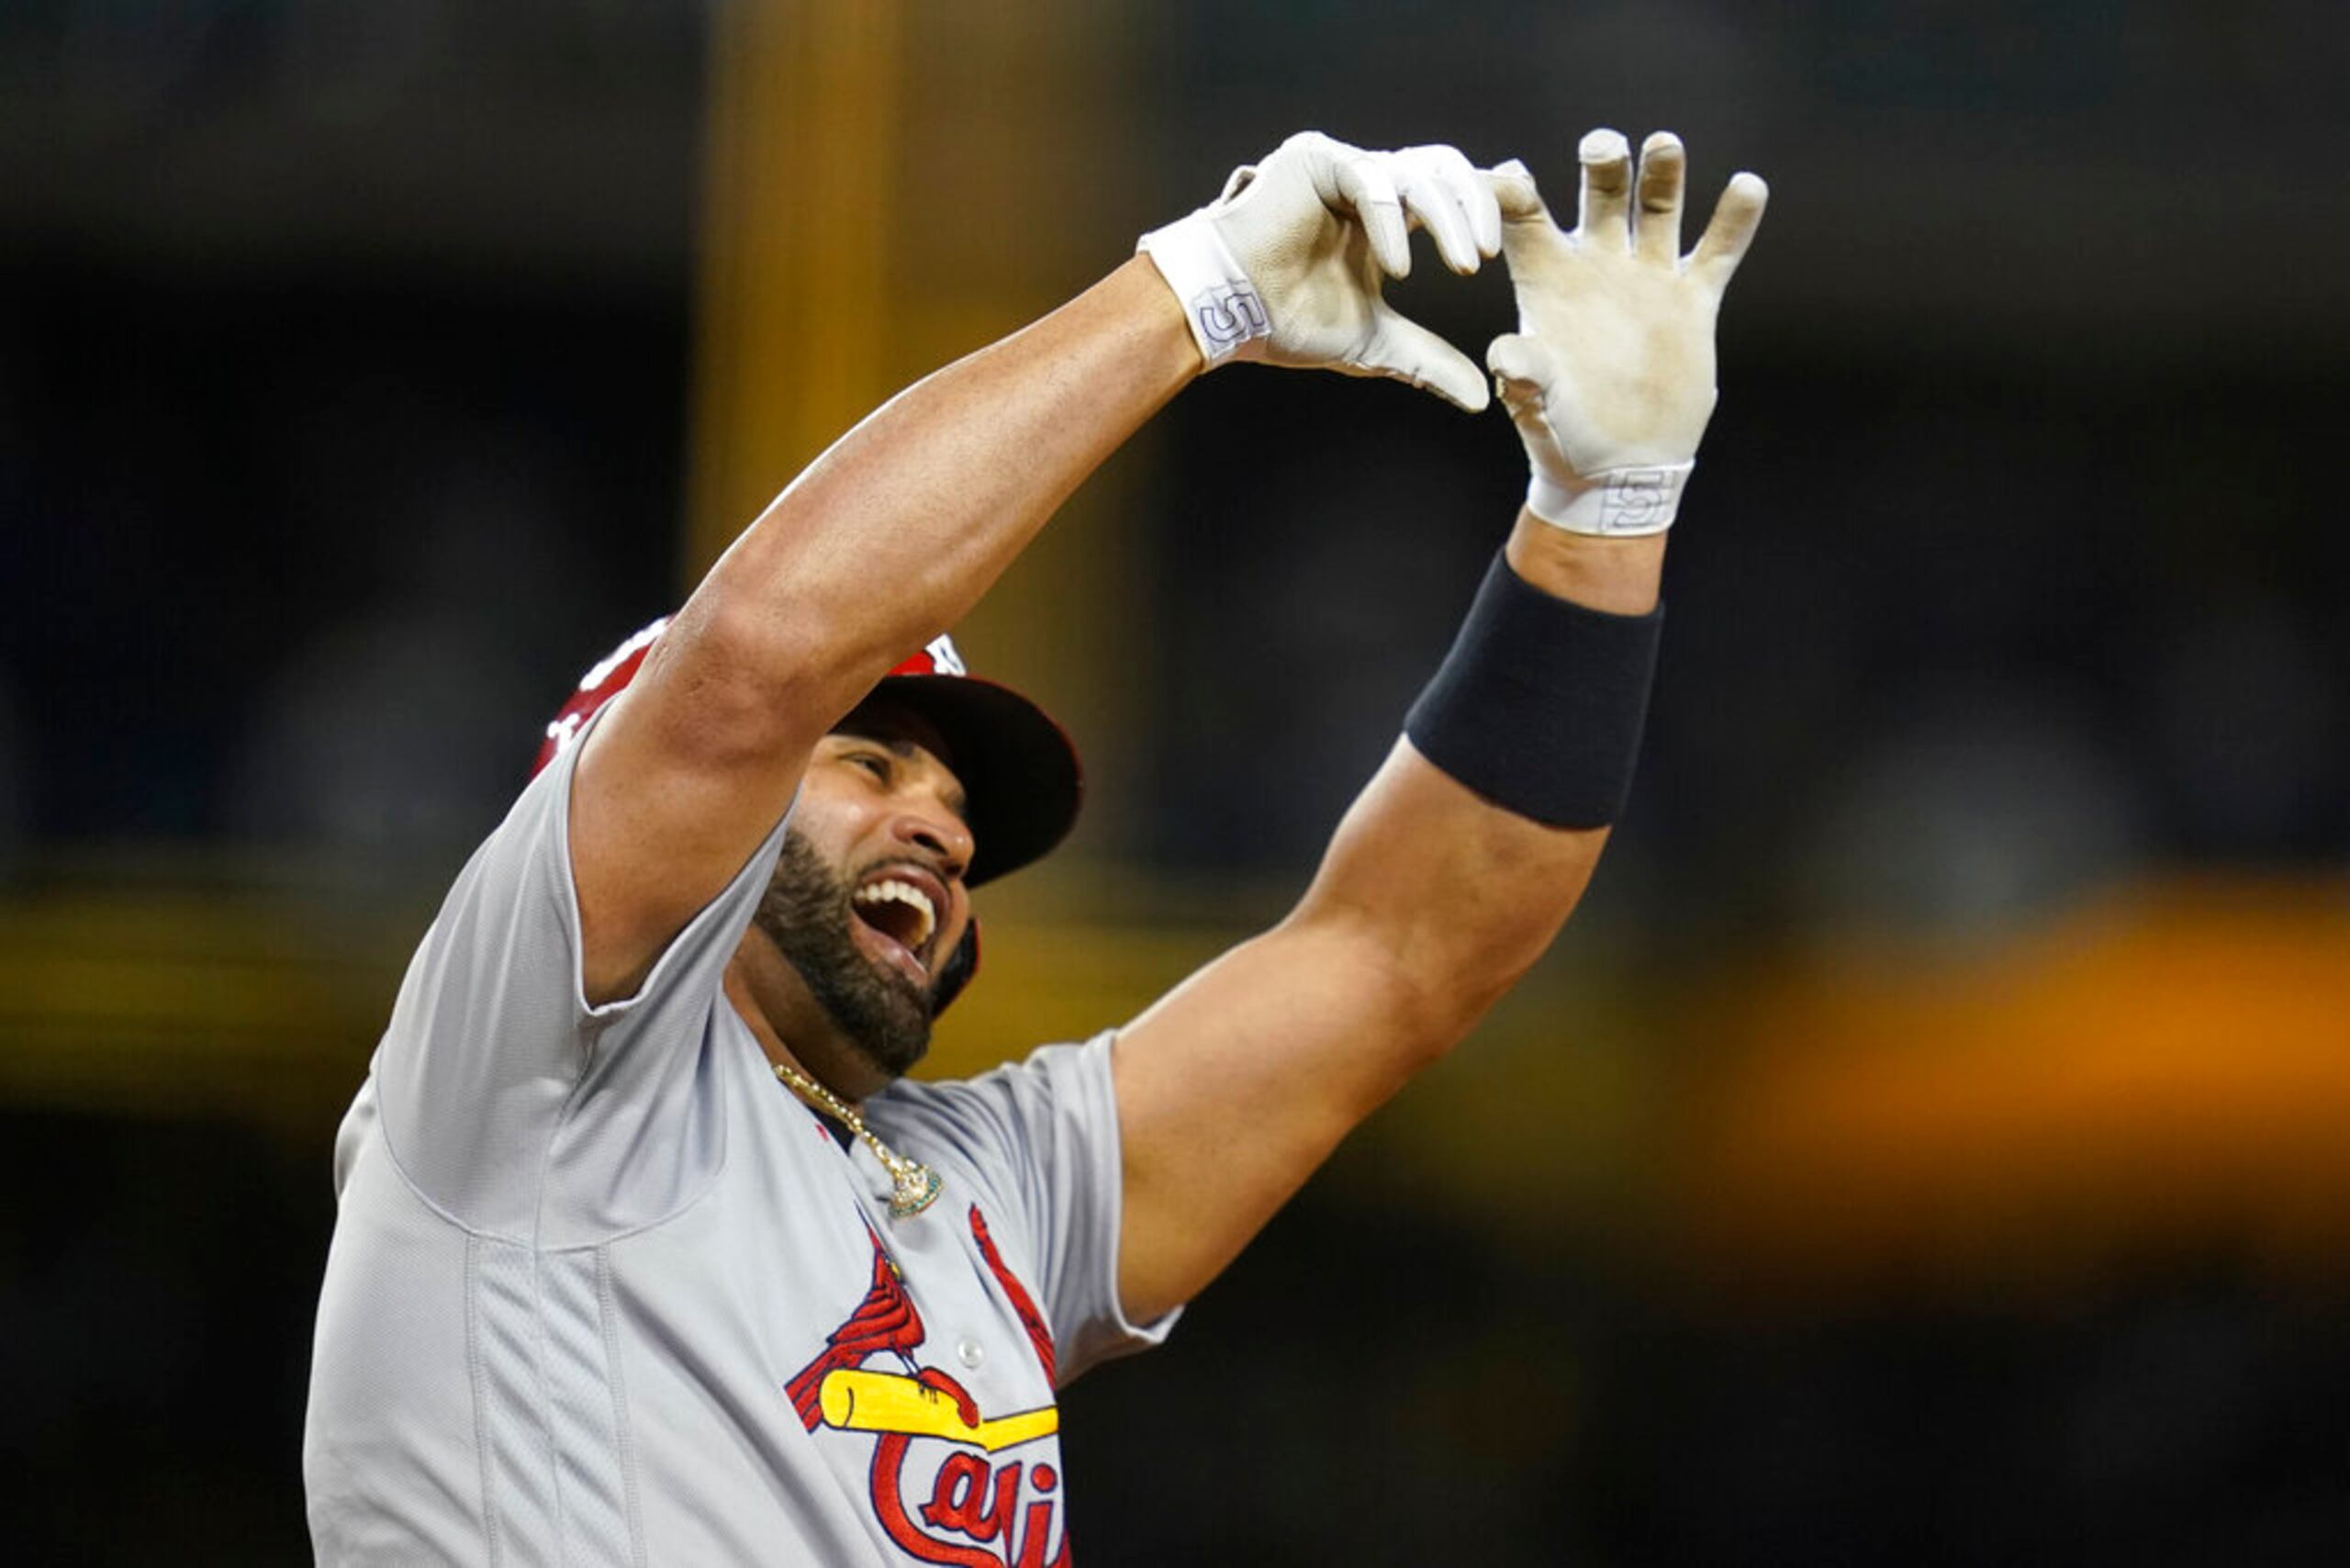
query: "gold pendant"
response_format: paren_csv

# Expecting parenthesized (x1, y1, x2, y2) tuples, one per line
(890, 1163, 943, 1219)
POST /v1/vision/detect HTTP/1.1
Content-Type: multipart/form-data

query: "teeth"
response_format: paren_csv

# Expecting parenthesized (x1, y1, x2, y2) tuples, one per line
(853, 878, 936, 949)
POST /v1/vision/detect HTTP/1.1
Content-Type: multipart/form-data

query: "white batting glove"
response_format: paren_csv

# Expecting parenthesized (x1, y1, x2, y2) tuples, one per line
(1138, 131, 1502, 412)
(1488, 130, 1768, 535)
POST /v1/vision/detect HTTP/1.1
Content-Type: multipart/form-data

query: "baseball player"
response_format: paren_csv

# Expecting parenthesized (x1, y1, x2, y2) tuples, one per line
(302, 128, 1765, 1563)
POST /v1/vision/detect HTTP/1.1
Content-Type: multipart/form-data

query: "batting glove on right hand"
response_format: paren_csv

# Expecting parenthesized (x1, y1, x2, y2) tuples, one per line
(1138, 131, 1502, 412)
(1489, 129, 1767, 535)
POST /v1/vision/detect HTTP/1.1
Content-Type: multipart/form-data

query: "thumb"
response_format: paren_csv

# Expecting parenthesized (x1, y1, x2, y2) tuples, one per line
(1485, 331, 1559, 409)
(1360, 310, 1491, 412)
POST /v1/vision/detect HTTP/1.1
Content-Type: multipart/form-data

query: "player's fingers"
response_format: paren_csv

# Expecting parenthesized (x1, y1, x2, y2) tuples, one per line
(1690, 171, 1770, 292)
(1329, 149, 1413, 278)
(1393, 144, 1496, 273)
(1486, 157, 1550, 225)
(1633, 130, 1686, 263)
(1362, 308, 1490, 411)
(1575, 128, 1633, 248)
(1462, 151, 1505, 256)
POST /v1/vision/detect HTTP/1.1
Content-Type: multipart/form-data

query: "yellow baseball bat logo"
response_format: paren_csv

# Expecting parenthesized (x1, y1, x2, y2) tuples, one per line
(817, 1370, 1059, 1452)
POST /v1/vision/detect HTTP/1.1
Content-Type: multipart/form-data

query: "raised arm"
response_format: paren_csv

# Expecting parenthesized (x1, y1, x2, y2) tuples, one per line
(572, 135, 1504, 1004)
(1113, 130, 1769, 1321)
(570, 260, 1193, 1002)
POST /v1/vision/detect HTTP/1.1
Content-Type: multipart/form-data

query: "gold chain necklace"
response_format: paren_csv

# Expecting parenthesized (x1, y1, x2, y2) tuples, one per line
(772, 1060, 942, 1219)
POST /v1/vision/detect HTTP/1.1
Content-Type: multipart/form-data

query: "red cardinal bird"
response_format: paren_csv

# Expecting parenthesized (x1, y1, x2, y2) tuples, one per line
(786, 1228, 927, 1430)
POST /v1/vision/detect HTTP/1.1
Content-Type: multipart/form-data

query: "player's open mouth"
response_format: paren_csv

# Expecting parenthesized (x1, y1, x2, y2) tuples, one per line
(849, 870, 940, 979)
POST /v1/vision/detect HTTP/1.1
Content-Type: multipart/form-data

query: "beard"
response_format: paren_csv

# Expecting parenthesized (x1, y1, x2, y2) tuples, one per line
(751, 829, 936, 1080)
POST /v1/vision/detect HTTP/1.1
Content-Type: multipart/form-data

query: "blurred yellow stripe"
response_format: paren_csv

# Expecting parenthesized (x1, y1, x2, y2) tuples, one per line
(1676, 876, 2350, 1282)
(688, 0, 904, 577)
(23, 863, 2339, 1280)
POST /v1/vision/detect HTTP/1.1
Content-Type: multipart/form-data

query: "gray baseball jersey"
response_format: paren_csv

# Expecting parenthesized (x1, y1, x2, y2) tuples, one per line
(302, 724, 1173, 1565)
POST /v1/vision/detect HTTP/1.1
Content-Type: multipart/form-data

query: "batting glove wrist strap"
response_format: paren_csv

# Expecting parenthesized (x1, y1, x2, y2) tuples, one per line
(1137, 213, 1270, 366)
(1525, 459, 1694, 537)
(1404, 550, 1662, 829)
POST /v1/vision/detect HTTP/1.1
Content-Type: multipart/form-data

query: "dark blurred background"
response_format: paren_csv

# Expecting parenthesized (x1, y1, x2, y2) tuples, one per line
(5, 2, 2347, 1562)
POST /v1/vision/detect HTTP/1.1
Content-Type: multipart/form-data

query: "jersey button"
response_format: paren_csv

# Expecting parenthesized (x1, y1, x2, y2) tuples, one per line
(957, 1337, 985, 1369)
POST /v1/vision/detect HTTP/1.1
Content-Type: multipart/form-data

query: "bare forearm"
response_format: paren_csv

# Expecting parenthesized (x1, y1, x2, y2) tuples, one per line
(692, 255, 1198, 724)
(1121, 524, 1657, 1236)
(1304, 742, 1608, 1064)
(1113, 745, 1610, 1319)
(1293, 520, 1658, 1044)
(1503, 509, 1666, 614)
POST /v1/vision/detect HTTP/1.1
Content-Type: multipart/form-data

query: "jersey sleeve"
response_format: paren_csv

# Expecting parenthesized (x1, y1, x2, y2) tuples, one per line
(873, 1034, 1179, 1386)
(364, 710, 792, 1240)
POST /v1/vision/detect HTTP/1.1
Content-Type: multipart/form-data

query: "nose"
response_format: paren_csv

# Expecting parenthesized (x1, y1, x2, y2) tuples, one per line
(893, 799, 974, 881)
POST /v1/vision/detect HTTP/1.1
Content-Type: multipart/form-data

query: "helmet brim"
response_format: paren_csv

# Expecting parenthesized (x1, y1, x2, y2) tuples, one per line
(862, 673, 1082, 888)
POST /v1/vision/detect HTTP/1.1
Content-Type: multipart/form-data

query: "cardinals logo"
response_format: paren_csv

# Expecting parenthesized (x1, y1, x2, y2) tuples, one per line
(788, 1205, 1070, 1567)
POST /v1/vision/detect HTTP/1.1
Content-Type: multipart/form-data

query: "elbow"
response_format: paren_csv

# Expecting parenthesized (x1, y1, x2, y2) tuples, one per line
(688, 537, 940, 729)
(1310, 902, 1533, 1077)
(1393, 956, 1521, 1071)
(646, 591, 850, 764)
(1342, 962, 1512, 1091)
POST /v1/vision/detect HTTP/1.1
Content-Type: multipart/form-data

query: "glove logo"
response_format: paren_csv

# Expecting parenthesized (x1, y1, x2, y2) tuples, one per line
(1191, 284, 1270, 355)
(786, 1210, 1069, 1567)
(1597, 467, 1681, 533)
